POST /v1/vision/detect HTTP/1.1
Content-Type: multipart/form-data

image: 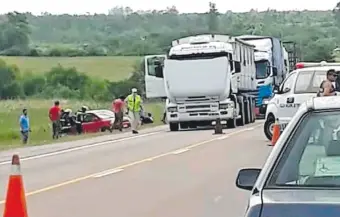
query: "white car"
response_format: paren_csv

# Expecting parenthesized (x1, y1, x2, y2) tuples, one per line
(264, 62, 340, 140)
(236, 96, 340, 217)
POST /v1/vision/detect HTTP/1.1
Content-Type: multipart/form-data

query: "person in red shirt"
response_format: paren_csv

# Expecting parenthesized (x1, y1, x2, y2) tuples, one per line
(112, 96, 125, 131)
(49, 101, 61, 139)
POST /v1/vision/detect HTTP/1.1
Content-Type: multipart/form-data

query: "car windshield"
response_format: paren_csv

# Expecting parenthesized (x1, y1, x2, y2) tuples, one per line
(294, 70, 326, 93)
(255, 61, 269, 79)
(267, 110, 340, 188)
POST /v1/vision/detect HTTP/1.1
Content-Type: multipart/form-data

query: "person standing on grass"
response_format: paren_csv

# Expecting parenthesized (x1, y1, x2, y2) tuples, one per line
(112, 96, 125, 132)
(125, 88, 144, 134)
(49, 100, 61, 139)
(19, 108, 30, 144)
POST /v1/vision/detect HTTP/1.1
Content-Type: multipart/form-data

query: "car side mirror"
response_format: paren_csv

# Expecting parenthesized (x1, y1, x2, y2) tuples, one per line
(235, 168, 261, 191)
(234, 61, 241, 73)
(272, 67, 278, 76)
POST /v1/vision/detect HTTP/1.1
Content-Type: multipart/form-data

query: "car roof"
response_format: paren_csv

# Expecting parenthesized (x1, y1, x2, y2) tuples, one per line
(294, 66, 340, 73)
(310, 96, 340, 110)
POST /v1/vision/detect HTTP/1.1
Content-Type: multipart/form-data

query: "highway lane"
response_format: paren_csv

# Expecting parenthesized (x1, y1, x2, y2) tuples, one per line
(0, 121, 270, 216)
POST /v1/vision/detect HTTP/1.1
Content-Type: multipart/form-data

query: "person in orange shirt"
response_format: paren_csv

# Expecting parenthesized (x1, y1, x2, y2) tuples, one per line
(49, 101, 61, 139)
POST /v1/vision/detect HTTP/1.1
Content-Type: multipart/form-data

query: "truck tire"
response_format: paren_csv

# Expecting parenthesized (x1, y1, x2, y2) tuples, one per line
(251, 98, 256, 123)
(169, 123, 179, 131)
(244, 98, 250, 124)
(237, 101, 245, 126)
(227, 118, 237, 128)
(264, 116, 275, 141)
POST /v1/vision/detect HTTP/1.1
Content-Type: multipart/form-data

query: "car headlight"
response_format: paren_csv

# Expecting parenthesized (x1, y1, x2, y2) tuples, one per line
(262, 99, 270, 104)
(167, 107, 178, 112)
(219, 103, 233, 109)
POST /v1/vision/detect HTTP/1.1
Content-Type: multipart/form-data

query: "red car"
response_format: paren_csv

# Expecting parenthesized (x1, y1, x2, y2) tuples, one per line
(83, 110, 131, 133)
(82, 110, 113, 133)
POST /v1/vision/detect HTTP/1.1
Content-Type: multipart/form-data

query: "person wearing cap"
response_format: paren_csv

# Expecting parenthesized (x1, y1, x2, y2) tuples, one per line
(19, 109, 30, 144)
(125, 88, 143, 134)
(317, 69, 337, 97)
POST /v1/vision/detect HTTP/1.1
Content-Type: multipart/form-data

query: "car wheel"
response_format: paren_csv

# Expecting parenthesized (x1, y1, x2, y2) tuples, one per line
(264, 116, 275, 141)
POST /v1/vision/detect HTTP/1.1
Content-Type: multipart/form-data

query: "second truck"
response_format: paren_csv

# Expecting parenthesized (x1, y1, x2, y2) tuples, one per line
(144, 34, 257, 131)
(237, 35, 288, 118)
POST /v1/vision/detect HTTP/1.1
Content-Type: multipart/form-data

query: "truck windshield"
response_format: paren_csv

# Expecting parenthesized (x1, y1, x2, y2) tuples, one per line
(294, 70, 326, 94)
(255, 61, 269, 79)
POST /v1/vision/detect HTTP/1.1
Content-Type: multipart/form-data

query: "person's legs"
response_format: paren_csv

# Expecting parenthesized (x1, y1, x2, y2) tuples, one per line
(21, 131, 28, 144)
(134, 111, 141, 133)
(117, 111, 123, 131)
(52, 121, 57, 139)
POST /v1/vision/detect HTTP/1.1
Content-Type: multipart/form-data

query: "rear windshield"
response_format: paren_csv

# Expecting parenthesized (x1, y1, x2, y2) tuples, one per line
(294, 70, 326, 94)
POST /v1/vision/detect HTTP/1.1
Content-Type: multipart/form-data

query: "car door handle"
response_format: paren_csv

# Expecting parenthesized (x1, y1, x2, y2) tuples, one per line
(287, 97, 294, 103)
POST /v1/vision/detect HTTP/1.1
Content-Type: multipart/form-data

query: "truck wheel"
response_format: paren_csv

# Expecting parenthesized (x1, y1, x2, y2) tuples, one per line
(264, 116, 275, 141)
(169, 123, 179, 131)
(251, 98, 256, 123)
(244, 99, 250, 124)
(237, 101, 245, 126)
(227, 118, 237, 128)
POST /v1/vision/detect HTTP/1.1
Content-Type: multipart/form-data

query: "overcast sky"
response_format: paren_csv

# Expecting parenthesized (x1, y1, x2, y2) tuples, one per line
(0, 0, 339, 15)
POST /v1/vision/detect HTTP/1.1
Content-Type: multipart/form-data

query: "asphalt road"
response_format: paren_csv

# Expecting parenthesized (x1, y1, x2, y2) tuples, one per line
(0, 121, 271, 217)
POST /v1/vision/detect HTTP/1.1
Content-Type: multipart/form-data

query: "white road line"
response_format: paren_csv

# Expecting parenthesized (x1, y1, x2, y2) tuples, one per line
(92, 169, 124, 178)
(172, 148, 190, 155)
(0, 131, 162, 166)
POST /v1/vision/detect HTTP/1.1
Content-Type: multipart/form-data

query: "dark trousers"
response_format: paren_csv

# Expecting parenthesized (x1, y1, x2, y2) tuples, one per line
(21, 131, 29, 144)
(114, 111, 124, 131)
(52, 120, 61, 139)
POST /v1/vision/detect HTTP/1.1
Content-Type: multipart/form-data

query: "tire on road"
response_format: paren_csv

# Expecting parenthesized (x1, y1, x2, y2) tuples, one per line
(264, 115, 275, 141)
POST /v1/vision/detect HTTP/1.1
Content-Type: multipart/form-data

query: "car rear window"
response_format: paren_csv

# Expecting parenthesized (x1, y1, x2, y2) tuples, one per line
(266, 110, 340, 188)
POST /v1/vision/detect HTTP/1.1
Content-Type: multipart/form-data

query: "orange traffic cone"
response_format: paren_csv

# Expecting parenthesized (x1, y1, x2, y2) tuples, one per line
(271, 119, 280, 146)
(3, 154, 28, 217)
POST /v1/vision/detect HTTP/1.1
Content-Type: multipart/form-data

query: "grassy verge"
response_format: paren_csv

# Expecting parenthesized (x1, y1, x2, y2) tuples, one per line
(0, 56, 141, 81)
(0, 99, 164, 149)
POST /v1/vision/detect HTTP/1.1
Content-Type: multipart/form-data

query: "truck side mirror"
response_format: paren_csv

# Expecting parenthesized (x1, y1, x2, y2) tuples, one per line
(272, 67, 278, 76)
(234, 61, 241, 73)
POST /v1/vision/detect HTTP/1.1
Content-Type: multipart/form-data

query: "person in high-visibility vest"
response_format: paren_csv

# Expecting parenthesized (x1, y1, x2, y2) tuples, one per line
(125, 88, 144, 134)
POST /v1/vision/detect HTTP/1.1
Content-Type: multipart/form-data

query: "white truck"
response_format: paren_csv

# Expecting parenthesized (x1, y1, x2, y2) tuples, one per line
(237, 35, 287, 118)
(144, 34, 257, 131)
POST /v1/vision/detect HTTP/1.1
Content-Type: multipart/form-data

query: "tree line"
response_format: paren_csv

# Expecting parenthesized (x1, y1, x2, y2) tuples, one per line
(1, 3, 340, 60)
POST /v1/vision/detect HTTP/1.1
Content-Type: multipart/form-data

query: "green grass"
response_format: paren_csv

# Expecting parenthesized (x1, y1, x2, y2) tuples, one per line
(0, 56, 141, 81)
(0, 99, 164, 149)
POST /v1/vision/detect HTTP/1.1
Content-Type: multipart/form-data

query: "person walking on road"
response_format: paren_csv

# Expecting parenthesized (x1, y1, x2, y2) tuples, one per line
(317, 69, 337, 97)
(125, 88, 143, 134)
(113, 96, 125, 132)
(19, 108, 30, 144)
(49, 100, 62, 139)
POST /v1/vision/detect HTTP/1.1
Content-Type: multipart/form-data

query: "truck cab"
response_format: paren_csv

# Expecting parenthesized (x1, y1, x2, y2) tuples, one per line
(254, 49, 278, 115)
(144, 34, 257, 131)
(264, 61, 340, 140)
